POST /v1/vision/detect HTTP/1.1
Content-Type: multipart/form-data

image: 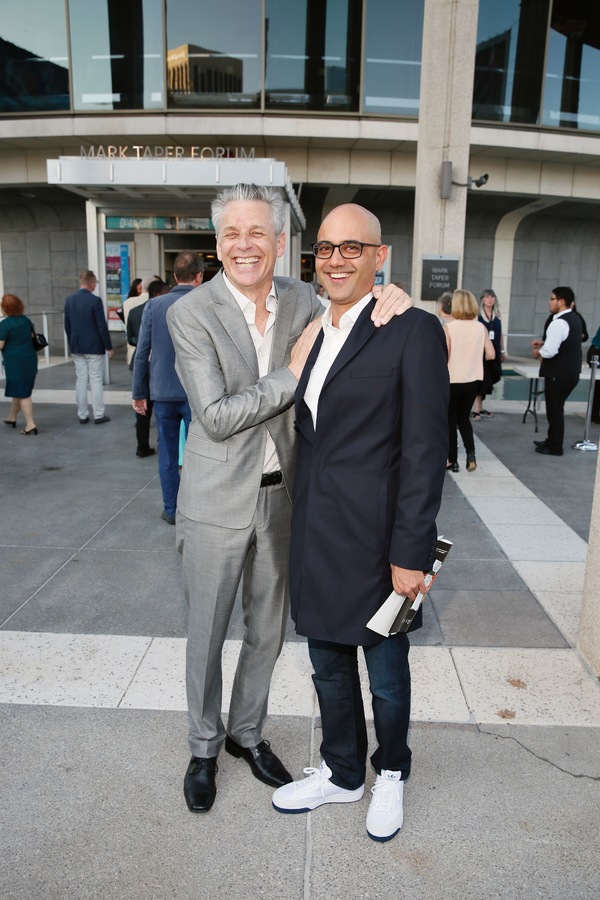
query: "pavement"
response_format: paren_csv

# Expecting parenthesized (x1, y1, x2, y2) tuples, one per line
(1, 341, 600, 900)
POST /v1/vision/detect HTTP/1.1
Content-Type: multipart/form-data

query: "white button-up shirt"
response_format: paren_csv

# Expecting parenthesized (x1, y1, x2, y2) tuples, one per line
(223, 272, 279, 474)
(304, 293, 372, 429)
(540, 308, 571, 359)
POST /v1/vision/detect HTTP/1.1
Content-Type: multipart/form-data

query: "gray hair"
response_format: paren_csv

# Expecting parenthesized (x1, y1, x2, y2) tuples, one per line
(211, 183, 286, 238)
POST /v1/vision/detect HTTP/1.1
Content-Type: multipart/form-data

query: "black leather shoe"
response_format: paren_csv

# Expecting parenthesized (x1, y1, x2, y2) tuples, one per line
(533, 439, 547, 447)
(535, 445, 563, 456)
(225, 736, 292, 787)
(94, 415, 111, 425)
(161, 511, 176, 525)
(136, 446, 156, 457)
(184, 756, 218, 813)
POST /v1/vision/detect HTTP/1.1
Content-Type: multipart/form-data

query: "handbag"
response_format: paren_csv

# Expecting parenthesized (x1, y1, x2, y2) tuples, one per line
(29, 319, 48, 352)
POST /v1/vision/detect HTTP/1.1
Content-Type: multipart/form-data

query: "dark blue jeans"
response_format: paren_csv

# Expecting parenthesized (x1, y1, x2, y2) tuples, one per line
(153, 399, 191, 517)
(308, 632, 411, 791)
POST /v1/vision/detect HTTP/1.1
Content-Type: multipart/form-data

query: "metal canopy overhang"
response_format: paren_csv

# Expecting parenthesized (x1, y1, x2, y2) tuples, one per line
(46, 157, 306, 231)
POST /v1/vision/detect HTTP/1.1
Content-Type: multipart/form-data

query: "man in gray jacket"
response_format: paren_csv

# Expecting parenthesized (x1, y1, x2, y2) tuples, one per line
(167, 183, 409, 814)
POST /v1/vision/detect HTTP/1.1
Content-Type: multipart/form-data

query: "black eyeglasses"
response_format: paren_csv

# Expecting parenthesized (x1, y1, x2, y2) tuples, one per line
(312, 241, 381, 259)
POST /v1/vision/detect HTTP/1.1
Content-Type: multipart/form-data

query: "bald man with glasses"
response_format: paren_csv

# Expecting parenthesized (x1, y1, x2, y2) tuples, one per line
(272, 204, 449, 843)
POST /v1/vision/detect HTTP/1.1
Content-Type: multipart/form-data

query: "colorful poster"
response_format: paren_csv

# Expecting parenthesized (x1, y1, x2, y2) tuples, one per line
(105, 241, 133, 327)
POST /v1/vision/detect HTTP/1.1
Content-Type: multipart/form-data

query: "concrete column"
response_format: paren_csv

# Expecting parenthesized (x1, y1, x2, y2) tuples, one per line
(578, 450, 600, 678)
(411, 0, 479, 305)
(491, 199, 560, 353)
(134, 232, 160, 280)
(274, 202, 292, 278)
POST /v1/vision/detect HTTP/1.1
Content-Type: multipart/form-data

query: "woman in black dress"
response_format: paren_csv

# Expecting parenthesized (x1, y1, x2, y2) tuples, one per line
(472, 289, 504, 420)
(0, 293, 39, 434)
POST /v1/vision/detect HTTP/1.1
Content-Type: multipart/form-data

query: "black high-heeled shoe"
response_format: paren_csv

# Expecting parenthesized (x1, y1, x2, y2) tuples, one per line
(21, 427, 38, 435)
(3, 419, 16, 428)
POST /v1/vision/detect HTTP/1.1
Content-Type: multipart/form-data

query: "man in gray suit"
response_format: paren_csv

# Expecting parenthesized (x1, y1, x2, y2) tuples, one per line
(167, 183, 410, 813)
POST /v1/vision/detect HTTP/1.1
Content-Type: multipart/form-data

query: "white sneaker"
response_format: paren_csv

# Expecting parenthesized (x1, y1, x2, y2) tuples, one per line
(272, 761, 364, 813)
(366, 770, 404, 842)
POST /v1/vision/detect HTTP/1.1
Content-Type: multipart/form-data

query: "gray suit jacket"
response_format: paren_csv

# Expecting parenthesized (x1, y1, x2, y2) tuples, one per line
(167, 270, 322, 529)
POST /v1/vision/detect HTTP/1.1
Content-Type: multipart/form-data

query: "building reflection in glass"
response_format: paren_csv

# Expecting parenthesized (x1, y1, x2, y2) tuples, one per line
(542, 0, 600, 130)
(69, 0, 164, 111)
(265, 0, 361, 111)
(362, 0, 424, 115)
(0, 0, 69, 112)
(166, 0, 261, 108)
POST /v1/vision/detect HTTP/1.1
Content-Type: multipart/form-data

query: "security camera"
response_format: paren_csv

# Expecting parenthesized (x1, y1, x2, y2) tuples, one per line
(473, 173, 489, 188)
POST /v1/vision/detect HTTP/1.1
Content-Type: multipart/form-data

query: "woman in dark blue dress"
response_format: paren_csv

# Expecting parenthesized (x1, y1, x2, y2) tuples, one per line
(0, 293, 39, 434)
(472, 288, 505, 420)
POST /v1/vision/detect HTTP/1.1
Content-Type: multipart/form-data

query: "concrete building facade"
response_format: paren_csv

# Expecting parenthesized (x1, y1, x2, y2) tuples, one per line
(0, 0, 599, 354)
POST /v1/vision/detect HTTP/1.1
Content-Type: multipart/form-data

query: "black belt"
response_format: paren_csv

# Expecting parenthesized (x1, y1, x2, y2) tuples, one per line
(260, 471, 283, 487)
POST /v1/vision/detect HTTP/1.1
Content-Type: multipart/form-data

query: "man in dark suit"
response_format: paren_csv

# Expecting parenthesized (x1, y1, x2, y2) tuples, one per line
(272, 204, 449, 843)
(531, 286, 582, 456)
(127, 279, 168, 459)
(132, 253, 203, 524)
(64, 270, 113, 424)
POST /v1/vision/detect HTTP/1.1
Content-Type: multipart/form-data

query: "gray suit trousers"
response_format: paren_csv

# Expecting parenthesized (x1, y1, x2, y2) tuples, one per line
(176, 482, 291, 758)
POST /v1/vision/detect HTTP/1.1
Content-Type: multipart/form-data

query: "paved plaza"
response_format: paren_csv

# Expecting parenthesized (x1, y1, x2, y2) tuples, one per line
(1, 347, 599, 899)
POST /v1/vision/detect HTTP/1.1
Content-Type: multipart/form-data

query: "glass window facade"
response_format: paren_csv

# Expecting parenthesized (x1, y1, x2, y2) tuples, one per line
(265, 0, 361, 111)
(541, 0, 600, 130)
(362, 0, 424, 115)
(166, 0, 262, 109)
(473, 0, 550, 125)
(69, 0, 164, 111)
(474, 0, 600, 133)
(3, 0, 600, 135)
(0, 0, 69, 112)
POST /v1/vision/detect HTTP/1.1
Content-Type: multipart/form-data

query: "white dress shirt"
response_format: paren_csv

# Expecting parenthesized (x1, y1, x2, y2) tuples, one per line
(540, 309, 571, 359)
(304, 293, 373, 429)
(223, 273, 279, 474)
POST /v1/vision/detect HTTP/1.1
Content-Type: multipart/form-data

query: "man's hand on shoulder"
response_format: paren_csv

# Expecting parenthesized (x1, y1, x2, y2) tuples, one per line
(371, 284, 413, 327)
(288, 318, 323, 380)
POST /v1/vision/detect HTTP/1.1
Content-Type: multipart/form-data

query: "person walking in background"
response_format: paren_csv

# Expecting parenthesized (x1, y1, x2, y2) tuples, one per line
(436, 291, 454, 325)
(0, 293, 39, 435)
(132, 253, 203, 524)
(472, 289, 504, 420)
(444, 289, 495, 472)
(116, 278, 142, 324)
(531, 286, 582, 456)
(64, 271, 113, 425)
(127, 279, 168, 458)
(123, 275, 158, 367)
(271, 203, 449, 843)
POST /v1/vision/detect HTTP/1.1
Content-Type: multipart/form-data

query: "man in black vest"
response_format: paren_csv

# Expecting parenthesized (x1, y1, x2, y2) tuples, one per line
(531, 286, 582, 456)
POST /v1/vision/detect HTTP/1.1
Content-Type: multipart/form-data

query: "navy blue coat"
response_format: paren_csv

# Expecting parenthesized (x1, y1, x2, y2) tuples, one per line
(290, 301, 449, 646)
(132, 283, 193, 402)
(64, 289, 112, 355)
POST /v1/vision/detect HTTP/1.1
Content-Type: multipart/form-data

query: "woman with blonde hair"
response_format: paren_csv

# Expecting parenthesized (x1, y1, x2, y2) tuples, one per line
(0, 293, 39, 434)
(472, 288, 505, 419)
(444, 289, 495, 472)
